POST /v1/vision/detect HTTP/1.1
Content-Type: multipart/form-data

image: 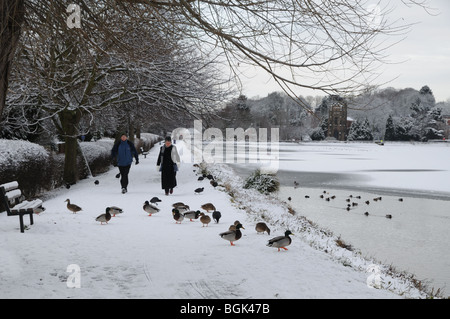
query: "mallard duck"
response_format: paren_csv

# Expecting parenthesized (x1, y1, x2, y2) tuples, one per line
(255, 222, 271, 235)
(210, 180, 218, 187)
(201, 203, 216, 212)
(172, 209, 184, 224)
(183, 210, 201, 221)
(96, 207, 111, 225)
(199, 213, 211, 227)
(212, 211, 221, 223)
(143, 201, 160, 216)
(229, 220, 241, 231)
(65, 199, 82, 214)
(219, 223, 244, 246)
(267, 230, 294, 251)
(172, 202, 186, 208)
(109, 206, 123, 217)
(174, 204, 190, 213)
(33, 205, 46, 215)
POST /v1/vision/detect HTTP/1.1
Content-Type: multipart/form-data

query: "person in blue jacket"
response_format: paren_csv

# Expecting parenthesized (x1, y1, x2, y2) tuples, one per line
(111, 133, 139, 194)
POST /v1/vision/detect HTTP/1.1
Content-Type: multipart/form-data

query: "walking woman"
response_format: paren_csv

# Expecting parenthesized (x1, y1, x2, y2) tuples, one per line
(157, 136, 181, 195)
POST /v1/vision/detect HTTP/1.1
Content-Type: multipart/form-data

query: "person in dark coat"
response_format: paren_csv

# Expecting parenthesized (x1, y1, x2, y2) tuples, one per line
(111, 133, 139, 194)
(157, 136, 181, 195)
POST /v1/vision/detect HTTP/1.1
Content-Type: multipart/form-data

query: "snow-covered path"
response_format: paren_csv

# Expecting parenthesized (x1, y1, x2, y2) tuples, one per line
(0, 142, 400, 298)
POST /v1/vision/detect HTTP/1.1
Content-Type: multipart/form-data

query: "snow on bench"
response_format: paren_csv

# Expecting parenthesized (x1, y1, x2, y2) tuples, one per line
(0, 181, 45, 233)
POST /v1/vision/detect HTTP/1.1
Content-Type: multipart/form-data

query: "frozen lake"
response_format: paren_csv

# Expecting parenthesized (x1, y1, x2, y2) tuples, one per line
(227, 141, 450, 296)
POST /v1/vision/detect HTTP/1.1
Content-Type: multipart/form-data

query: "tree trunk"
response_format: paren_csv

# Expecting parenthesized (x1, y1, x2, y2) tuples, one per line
(0, 0, 25, 123)
(128, 123, 135, 143)
(59, 109, 82, 185)
(136, 125, 141, 139)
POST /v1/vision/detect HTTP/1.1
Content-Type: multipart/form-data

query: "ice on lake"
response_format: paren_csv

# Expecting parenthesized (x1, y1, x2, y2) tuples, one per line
(229, 141, 450, 295)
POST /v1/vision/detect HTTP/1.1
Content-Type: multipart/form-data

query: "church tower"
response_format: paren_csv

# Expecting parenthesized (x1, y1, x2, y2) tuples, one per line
(327, 98, 348, 141)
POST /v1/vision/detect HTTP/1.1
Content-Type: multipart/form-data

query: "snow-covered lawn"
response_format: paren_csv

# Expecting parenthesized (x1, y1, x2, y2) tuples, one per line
(0, 141, 425, 299)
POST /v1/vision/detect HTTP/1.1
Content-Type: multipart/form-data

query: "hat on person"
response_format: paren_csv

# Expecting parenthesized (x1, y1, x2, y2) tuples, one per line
(165, 136, 172, 142)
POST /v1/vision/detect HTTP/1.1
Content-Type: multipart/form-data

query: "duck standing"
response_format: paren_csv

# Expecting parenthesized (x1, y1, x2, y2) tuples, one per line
(255, 222, 271, 235)
(201, 203, 216, 213)
(183, 210, 201, 222)
(267, 230, 294, 252)
(228, 220, 241, 231)
(174, 204, 190, 214)
(96, 207, 112, 225)
(65, 199, 82, 214)
(172, 209, 184, 224)
(33, 205, 46, 215)
(109, 206, 123, 217)
(143, 201, 160, 216)
(219, 223, 245, 246)
(199, 213, 211, 227)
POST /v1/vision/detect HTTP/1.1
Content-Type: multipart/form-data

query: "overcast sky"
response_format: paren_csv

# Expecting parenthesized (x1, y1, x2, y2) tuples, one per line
(238, 0, 450, 103)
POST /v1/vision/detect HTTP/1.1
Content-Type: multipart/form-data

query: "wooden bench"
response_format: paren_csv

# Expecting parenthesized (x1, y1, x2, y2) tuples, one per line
(0, 181, 45, 233)
(140, 147, 149, 158)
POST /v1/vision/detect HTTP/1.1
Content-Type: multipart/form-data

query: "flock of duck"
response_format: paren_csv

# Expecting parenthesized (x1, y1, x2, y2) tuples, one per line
(289, 186, 404, 219)
(64, 194, 294, 251)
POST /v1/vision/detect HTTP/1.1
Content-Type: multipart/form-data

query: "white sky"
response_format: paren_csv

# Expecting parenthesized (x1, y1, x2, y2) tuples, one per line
(237, 0, 450, 102)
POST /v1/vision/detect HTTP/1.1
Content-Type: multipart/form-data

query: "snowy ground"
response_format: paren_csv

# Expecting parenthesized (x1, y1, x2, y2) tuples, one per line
(0, 141, 427, 299)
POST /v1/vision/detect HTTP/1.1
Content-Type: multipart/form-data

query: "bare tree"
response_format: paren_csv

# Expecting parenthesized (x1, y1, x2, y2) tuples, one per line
(6, 1, 229, 184)
(0, 0, 25, 121)
(0, 0, 436, 123)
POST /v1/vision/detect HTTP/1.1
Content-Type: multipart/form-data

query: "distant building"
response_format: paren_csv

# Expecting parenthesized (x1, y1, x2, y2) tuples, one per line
(327, 99, 348, 141)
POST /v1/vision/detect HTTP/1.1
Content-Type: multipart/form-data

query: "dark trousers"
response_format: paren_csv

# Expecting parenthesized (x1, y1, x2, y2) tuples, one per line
(119, 165, 131, 189)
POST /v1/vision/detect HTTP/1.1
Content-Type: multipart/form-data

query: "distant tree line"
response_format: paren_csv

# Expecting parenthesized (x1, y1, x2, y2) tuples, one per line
(213, 85, 448, 142)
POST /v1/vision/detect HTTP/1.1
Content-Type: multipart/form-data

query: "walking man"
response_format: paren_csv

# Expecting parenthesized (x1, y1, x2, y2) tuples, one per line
(111, 133, 139, 194)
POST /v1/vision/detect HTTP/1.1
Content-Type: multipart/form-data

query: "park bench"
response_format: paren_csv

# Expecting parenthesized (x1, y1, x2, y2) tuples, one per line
(140, 147, 149, 158)
(0, 181, 44, 233)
